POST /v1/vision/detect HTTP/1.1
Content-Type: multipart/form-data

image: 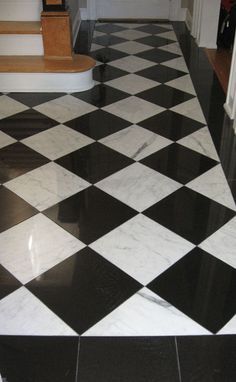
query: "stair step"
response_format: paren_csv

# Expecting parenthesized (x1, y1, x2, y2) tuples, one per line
(0, 21, 41, 35)
(0, 0, 42, 21)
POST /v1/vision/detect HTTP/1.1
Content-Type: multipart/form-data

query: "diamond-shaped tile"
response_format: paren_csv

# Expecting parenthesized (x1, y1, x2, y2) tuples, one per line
(108, 55, 156, 73)
(166, 74, 196, 95)
(0, 214, 85, 284)
(0, 265, 22, 301)
(5, 162, 90, 211)
(100, 125, 172, 160)
(161, 56, 189, 73)
(112, 41, 151, 54)
(171, 98, 206, 124)
(137, 65, 186, 83)
(0, 131, 16, 149)
(0, 142, 49, 183)
(0, 109, 58, 140)
(0, 186, 37, 233)
(34, 95, 97, 124)
(137, 85, 195, 108)
(26, 247, 142, 334)
(157, 31, 178, 41)
(159, 42, 182, 55)
(103, 96, 165, 124)
(144, 187, 235, 244)
(65, 109, 130, 140)
(89, 47, 127, 63)
(43, 186, 137, 244)
(0, 287, 77, 335)
(95, 23, 126, 33)
(93, 34, 126, 46)
(148, 247, 236, 333)
(111, 29, 150, 40)
(56, 142, 133, 184)
(72, 84, 129, 107)
(136, 36, 173, 48)
(93, 64, 128, 82)
(106, 74, 159, 95)
(141, 143, 218, 184)
(135, 48, 180, 64)
(139, 110, 205, 141)
(0, 95, 28, 119)
(136, 24, 171, 34)
(91, 214, 194, 284)
(200, 216, 236, 269)
(7, 92, 66, 107)
(96, 162, 181, 212)
(22, 125, 94, 160)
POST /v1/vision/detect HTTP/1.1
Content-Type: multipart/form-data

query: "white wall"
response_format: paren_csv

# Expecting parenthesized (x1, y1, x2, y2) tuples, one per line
(67, 0, 81, 44)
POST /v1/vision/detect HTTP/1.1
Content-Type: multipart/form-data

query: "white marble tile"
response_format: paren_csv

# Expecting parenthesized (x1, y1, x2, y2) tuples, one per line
(103, 96, 165, 124)
(112, 29, 150, 40)
(108, 55, 156, 73)
(114, 23, 146, 29)
(199, 216, 236, 269)
(0, 214, 85, 284)
(93, 30, 106, 37)
(22, 125, 94, 160)
(178, 127, 219, 161)
(171, 98, 206, 124)
(90, 214, 194, 285)
(83, 287, 210, 336)
(162, 56, 189, 73)
(0, 130, 16, 149)
(34, 95, 97, 123)
(218, 315, 236, 334)
(157, 30, 177, 41)
(0, 287, 77, 335)
(112, 41, 151, 54)
(155, 23, 173, 30)
(166, 74, 196, 95)
(90, 43, 103, 51)
(5, 162, 90, 211)
(187, 165, 236, 211)
(159, 42, 182, 55)
(96, 162, 181, 212)
(0, 95, 28, 119)
(106, 74, 159, 95)
(100, 125, 172, 160)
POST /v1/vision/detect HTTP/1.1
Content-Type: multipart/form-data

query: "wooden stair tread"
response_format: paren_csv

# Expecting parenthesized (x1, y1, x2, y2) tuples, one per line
(0, 21, 41, 35)
(0, 55, 96, 73)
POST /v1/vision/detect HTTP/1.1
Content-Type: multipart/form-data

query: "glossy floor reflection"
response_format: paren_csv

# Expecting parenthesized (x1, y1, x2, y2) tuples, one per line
(0, 20, 236, 382)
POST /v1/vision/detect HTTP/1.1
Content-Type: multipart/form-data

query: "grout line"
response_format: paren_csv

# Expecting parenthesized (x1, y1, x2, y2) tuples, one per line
(174, 337, 182, 382)
(75, 336, 81, 382)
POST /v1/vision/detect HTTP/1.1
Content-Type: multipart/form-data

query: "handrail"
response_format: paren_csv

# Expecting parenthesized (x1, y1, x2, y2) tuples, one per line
(42, 0, 68, 12)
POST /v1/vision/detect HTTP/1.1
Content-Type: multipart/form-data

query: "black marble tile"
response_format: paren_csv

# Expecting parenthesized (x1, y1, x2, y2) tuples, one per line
(0, 109, 58, 140)
(89, 47, 127, 63)
(43, 186, 137, 244)
(139, 110, 205, 140)
(144, 187, 235, 245)
(93, 34, 126, 46)
(137, 65, 186, 83)
(78, 337, 180, 382)
(141, 143, 218, 184)
(95, 23, 126, 34)
(0, 142, 49, 183)
(177, 335, 236, 382)
(0, 186, 37, 233)
(56, 142, 133, 184)
(137, 85, 195, 108)
(135, 48, 180, 63)
(0, 336, 79, 382)
(65, 109, 131, 140)
(7, 93, 66, 107)
(72, 84, 128, 107)
(93, 64, 128, 82)
(0, 265, 22, 300)
(148, 247, 236, 333)
(136, 35, 173, 48)
(27, 247, 141, 334)
(136, 24, 171, 34)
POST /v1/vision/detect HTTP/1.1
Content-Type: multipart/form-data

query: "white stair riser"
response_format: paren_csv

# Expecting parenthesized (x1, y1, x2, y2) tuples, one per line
(0, 0, 42, 21)
(0, 35, 43, 55)
(0, 71, 94, 92)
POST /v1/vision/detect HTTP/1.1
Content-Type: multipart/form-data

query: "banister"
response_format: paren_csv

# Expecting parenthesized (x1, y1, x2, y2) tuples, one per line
(42, 0, 68, 12)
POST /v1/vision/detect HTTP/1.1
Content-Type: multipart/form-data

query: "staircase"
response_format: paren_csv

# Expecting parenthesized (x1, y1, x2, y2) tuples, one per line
(0, 0, 95, 92)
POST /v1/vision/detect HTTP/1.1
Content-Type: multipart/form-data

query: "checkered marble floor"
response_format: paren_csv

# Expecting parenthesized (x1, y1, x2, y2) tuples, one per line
(0, 22, 236, 351)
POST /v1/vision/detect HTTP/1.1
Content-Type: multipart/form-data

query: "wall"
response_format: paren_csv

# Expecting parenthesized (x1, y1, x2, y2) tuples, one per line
(67, 0, 81, 44)
(79, 0, 87, 7)
(182, 0, 194, 15)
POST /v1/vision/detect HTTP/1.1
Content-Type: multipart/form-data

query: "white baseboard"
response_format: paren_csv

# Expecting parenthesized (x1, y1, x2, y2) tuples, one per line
(0, 0, 42, 21)
(0, 70, 94, 93)
(185, 9, 192, 31)
(0, 35, 44, 55)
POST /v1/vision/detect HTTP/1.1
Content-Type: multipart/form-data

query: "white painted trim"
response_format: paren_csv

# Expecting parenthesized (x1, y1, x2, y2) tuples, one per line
(225, 37, 236, 120)
(185, 9, 192, 31)
(72, 8, 82, 45)
(80, 8, 88, 20)
(0, 35, 44, 56)
(0, 0, 42, 21)
(0, 70, 95, 93)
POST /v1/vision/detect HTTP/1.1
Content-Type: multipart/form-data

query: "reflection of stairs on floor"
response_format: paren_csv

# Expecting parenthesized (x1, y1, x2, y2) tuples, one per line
(0, 3, 95, 92)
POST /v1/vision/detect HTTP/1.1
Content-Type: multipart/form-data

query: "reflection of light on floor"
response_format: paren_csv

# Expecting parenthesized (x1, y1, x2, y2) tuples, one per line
(28, 234, 33, 251)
